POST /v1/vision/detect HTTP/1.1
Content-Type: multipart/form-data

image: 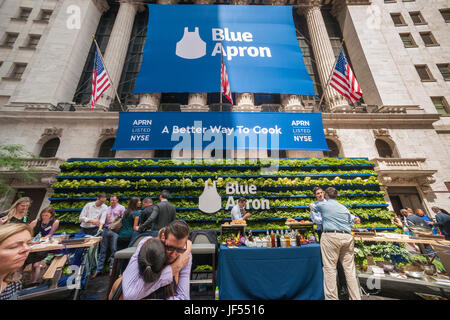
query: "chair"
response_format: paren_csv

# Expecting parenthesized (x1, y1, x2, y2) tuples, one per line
(107, 234, 151, 293)
(108, 247, 137, 295)
(190, 232, 217, 295)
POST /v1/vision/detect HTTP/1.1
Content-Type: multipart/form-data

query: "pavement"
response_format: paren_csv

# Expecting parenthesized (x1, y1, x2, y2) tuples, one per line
(78, 273, 401, 301)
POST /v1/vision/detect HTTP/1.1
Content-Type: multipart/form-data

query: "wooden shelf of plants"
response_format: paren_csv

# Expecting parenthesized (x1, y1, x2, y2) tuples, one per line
(50, 157, 396, 231)
(50, 158, 427, 268)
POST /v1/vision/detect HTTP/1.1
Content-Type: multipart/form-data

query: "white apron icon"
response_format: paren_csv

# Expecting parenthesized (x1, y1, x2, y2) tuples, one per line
(176, 27, 206, 59)
(198, 181, 222, 214)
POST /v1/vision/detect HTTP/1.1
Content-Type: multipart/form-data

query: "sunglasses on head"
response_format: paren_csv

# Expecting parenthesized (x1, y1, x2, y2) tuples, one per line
(164, 243, 187, 254)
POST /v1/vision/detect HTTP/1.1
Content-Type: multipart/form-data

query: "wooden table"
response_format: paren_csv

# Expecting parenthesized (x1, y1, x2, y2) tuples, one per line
(352, 234, 450, 246)
(358, 273, 450, 299)
(30, 237, 102, 253)
(21, 237, 102, 299)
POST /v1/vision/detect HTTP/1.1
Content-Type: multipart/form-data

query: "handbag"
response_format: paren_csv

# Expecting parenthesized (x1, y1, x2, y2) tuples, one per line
(108, 216, 123, 234)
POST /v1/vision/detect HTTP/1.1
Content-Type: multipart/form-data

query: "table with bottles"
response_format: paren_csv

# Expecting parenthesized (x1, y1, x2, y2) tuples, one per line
(217, 229, 324, 300)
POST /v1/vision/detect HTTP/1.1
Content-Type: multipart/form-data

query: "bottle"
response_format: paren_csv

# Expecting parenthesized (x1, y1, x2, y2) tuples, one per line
(215, 286, 219, 300)
(403, 225, 410, 236)
(248, 231, 253, 242)
(285, 230, 290, 248)
(296, 231, 302, 247)
(271, 230, 276, 248)
(276, 230, 281, 247)
(266, 230, 271, 247)
(290, 231, 296, 247)
(34, 232, 42, 242)
(281, 231, 286, 247)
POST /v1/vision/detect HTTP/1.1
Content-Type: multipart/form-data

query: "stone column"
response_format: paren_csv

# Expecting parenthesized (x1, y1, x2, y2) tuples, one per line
(233, 93, 261, 112)
(300, 2, 348, 112)
(96, 0, 139, 110)
(135, 0, 178, 111)
(230, 0, 257, 112)
(281, 94, 305, 112)
(8, 0, 109, 109)
(183, 92, 209, 112)
(134, 93, 160, 111)
(184, 0, 213, 111)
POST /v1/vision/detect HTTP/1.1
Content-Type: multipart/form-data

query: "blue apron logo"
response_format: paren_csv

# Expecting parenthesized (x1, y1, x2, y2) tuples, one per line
(134, 4, 316, 95)
(176, 27, 206, 59)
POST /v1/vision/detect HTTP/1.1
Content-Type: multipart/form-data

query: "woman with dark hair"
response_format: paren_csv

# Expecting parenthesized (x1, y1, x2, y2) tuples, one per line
(109, 238, 167, 300)
(29, 207, 59, 238)
(26, 207, 59, 285)
(117, 197, 141, 250)
(432, 207, 450, 240)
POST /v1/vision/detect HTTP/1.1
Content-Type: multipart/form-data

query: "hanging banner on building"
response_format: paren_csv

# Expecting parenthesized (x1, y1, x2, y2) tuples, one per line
(113, 112, 328, 151)
(133, 4, 315, 95)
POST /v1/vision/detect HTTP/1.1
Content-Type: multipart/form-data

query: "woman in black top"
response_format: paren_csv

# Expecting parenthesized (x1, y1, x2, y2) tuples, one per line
(26, 207, 60, 284)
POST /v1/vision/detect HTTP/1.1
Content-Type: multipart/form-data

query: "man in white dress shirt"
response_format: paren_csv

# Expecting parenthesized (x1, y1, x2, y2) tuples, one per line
(79, 193, 108, 235)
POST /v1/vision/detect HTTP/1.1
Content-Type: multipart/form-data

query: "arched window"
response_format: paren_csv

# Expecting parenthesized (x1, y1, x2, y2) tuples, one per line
(98, 138, 116, 158)
(39, 138, 60, 158)
(375, 139, 394, 158)
(323, 139, 340, 158)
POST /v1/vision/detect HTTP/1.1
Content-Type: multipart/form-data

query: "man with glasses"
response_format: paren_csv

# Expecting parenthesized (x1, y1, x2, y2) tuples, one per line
(121, 220, 192, 300)
(310, 187, 326, 240)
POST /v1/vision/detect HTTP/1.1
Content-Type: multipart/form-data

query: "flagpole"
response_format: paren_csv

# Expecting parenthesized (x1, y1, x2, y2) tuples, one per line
(316, 38, 346, 112)
(220, 42, 223, 112)
(91, 35, 125, 112)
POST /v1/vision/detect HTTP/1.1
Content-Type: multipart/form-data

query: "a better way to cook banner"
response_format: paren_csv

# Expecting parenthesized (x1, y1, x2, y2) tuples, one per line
(133, 4, 315, 95)
(113, 112, 328, 151)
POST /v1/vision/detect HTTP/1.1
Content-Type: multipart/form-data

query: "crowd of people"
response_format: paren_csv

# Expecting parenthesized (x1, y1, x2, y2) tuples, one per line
(0, 190, 191, 300)
(0, 187, 449, 301)
(392, 206, 450, 240)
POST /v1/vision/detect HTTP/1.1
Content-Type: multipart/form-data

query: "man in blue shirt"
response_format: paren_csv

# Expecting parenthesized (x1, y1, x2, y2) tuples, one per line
(315, 187, 361, 300)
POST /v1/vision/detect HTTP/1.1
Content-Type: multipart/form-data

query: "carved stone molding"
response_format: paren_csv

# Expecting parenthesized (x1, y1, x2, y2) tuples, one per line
(41, 176, 57, 185)
(324, 128, 338, 138)
(373, 128, 391, 139)
(180, 105, 210, 112)
(40, 127, 63, 141)
(24, 104, 54, 111)
(281, 94, 304, 111)
(188, 92, 208, 107)
(230, 0, 250, 4)
(100, 128, 117, 137)
(43, 127, 63, 137)
(92, 0, 110, 13)
(372, 157, 438, 191)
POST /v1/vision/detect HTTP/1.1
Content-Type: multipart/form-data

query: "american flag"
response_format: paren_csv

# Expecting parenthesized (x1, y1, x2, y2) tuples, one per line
(221, 59, 233, 105)
(91, 49, 111, 109)
(329, 49, 362, 104)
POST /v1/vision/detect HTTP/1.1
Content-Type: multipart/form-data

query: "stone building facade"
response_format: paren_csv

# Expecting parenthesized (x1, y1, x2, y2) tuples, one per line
(0, 0, 449, 219)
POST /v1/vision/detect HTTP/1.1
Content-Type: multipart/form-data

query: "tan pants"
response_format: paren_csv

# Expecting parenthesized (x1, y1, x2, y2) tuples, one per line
(320, 232, 361, 300)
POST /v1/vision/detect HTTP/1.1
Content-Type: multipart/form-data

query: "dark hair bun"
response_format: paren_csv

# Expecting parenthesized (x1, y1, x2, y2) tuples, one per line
(137, 239, 166, 283)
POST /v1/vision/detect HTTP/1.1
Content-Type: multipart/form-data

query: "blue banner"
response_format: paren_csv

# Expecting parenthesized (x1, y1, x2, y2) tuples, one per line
(133, 4, 315, 95)
(113, 112, 328, 151)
